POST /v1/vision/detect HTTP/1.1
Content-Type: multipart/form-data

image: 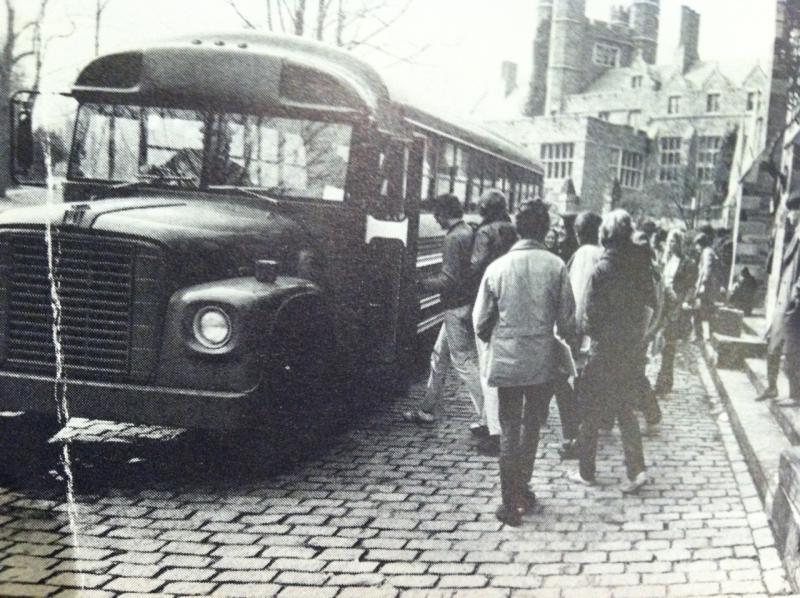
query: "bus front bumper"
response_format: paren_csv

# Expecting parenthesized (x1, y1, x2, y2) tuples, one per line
(0, 371, 260, 431)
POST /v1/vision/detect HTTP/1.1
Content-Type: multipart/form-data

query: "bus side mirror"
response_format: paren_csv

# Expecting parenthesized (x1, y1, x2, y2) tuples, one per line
(14, 110, 34, 174)
(10, 90, 77, 187)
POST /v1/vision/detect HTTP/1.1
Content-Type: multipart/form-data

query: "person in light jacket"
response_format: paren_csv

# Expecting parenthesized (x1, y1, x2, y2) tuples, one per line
(473, 199, 576, 527)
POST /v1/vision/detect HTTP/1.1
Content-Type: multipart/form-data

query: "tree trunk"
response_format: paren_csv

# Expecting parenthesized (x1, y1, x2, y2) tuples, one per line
(316, 0, 325, 40)
(294, 0, 306, 35)
(0, 2, 16, 198)
(94, 0, 101, 56)
(335, 0, 344, 46)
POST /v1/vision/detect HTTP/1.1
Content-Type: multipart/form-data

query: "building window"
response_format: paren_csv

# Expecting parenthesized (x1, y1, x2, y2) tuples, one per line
(668, 96, 681, 115)
(620, 151, 644, 189)
(631, 76, 643, 89)
(598, 111, 610, 121)
(609, 147, 643, 190)
(696, 136, 722, 182)
(540, 143, 574, 180)
(608, 148, 621, 186)
(706, 93, 721, 113)
(747, 91, 760, 111)
(593, 43, 620, 67)
(659, 137, 682, 182)
(627, 110, 642, 128)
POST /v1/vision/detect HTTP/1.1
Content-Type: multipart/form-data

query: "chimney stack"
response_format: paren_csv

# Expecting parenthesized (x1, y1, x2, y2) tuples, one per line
(675, 5, 700, 73)
(501, 61, 518, 98)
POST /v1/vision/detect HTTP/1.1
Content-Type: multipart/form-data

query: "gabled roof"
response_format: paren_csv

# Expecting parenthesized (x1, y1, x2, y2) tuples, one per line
(580, 59, 767, 96)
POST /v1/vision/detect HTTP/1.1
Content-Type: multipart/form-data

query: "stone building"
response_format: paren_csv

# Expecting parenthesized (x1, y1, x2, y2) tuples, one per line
(477, 0, 772, 223)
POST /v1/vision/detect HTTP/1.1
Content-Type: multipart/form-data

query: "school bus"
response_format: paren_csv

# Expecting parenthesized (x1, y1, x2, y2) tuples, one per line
(5, 32, 543, 432)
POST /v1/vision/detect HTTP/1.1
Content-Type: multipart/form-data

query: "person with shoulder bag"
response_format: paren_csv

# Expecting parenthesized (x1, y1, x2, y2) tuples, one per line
(469, 190, 518, 456)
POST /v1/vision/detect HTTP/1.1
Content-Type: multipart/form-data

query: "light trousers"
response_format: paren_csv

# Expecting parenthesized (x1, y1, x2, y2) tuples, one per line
(420, 305, 484, 418)
(476, 337, 501, 435)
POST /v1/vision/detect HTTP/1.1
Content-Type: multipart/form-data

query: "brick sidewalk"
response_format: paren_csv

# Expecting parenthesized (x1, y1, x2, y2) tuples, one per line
(0, 345, 794, 597)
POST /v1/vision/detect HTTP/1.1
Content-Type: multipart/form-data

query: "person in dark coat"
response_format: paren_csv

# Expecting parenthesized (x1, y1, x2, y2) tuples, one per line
(471, 189, 518, 455)
(568, 209, 656, 493)
(729, 267, 759, 316)
(404, 194, 485, 426)
(545, 220, 581, 458)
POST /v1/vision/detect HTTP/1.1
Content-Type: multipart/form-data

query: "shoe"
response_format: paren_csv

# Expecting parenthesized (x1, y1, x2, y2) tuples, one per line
(567, 470, 595, 486)
(644, 422, 661, 437)
(755, 387, 778, 402)
(402, 409, 435, 425)
(470, 424, 489, 438)
(558, 439, 578, 460)
(621, 471, 649, 494)
(495, 504, 522, 527)
(517, 488, 538, 514)
(654, 380, 672, 395)
(477, 434, 500, 457)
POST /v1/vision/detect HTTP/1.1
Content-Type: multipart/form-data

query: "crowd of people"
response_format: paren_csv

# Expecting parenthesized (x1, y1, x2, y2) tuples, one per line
(403, 189, 735, 527)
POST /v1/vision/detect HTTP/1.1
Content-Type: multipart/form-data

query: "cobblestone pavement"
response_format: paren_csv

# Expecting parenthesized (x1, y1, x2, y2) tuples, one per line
(0, 345, 795, 597)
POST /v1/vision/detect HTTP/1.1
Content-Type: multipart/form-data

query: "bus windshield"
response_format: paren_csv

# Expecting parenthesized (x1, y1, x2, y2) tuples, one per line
(70, 103, 353, 201)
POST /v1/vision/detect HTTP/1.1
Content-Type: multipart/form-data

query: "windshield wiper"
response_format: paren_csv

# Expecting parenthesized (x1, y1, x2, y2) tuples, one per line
(207, 185, 281, 207)
(89, 174, 198, 201)
(89, 180, 152, 201)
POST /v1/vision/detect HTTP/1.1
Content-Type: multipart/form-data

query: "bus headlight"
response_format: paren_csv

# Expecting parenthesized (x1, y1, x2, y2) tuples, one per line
(192, 306, 232, 348)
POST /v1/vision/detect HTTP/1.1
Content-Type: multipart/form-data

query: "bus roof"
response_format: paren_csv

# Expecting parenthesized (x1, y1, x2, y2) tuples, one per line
(73, 31, 542, 175)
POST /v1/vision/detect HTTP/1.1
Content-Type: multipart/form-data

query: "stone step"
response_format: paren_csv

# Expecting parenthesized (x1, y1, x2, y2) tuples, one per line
(713, 306, 744, 336)
(701, 343, 800, 592)
(712, 332, 767, 368)
(709, 362, 790, 507)
(745, 357, 797, 444)
(740, 216, 772, 230)
(743, 315, 767, 338)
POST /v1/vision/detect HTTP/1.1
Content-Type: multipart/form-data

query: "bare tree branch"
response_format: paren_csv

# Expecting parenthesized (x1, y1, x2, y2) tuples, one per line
(344, 0, 413, 48)
(226, 0, 257, 29)
(11, 19, 36, 42)
(11, 50, 35, 66)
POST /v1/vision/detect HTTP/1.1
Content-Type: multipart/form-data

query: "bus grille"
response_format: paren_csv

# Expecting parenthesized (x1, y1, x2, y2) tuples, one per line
(0, 231, 163, 381)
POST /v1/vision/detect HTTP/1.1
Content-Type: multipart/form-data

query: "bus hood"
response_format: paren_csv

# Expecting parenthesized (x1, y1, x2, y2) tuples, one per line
(0, 195, 312, 284)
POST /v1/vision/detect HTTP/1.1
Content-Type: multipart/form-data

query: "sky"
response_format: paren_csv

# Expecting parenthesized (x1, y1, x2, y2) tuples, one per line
(22, 0, 778, 115)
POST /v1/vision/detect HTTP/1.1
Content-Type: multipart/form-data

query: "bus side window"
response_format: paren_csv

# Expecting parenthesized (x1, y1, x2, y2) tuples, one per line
(379, 139, 408, 220)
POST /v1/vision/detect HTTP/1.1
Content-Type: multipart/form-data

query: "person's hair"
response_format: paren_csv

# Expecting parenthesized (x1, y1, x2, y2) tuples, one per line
(599, 209, 633, 249)
(694, 232, 712, 248)
(698, 223, 714, 239)
(477, 189, 509, 223)
(639, 219, 657, 237)
(432, 194, 463, 219)
(741, 266, 752, 277)
(666, 228, 684, 256)
(515, 199, 550, 240)
(574, 211, 602, 245)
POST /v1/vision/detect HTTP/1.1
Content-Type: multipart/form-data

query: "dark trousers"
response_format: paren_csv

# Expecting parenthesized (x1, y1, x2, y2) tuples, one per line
(497, 382, 553, 510)
(576, 352, 646, 482)
(767, 347, 781, 390)
(554, 374, 579, 441)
